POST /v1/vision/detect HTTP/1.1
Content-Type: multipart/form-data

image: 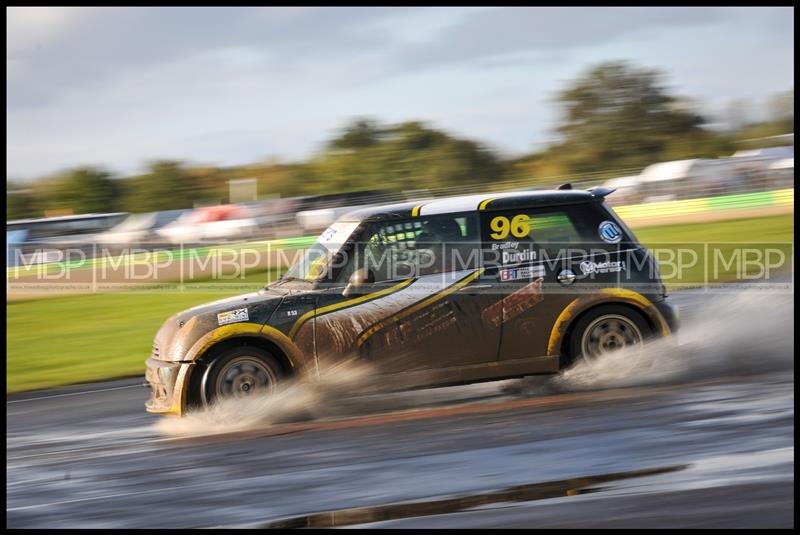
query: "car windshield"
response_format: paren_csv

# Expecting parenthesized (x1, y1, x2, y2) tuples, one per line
(281, 221, 361, 282)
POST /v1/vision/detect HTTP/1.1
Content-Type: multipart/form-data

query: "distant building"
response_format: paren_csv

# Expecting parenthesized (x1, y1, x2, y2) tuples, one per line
(637, 159, 744, 201)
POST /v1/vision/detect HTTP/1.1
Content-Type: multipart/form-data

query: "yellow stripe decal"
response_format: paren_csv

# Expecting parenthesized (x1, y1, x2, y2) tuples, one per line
(288, 277, 415, 340)
(411, 204, 424, 217)
(597, 288, 670, 337)
(547, 299, 581, 356)
(478, 198, 494, 211)
(187, 322, 267, 359)
(355, 268, 485, 348)
(546, 289, 671, 355)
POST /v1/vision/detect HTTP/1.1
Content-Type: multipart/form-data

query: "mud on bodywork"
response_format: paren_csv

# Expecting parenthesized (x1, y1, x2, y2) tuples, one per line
(145, 187, 680, 417)
(145, 289, 304, 416)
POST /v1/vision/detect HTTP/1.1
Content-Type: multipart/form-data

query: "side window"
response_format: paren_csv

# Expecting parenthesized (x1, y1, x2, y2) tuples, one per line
(354, 214, 480, 282)
(522, 212, 582, 253)
(482, 207, 596, 267)
(365, 219, 424, 282)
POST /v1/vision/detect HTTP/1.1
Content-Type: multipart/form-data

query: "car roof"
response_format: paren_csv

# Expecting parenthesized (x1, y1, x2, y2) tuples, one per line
(341, 188, 610, 223)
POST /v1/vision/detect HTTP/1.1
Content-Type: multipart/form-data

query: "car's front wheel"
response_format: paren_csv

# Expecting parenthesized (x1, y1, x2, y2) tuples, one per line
(199, 346, 284, 406)
(564, 305, 652, 372)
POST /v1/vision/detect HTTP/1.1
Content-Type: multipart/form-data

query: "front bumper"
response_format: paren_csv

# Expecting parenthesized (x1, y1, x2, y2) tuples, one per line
(145, 358, 195, 416)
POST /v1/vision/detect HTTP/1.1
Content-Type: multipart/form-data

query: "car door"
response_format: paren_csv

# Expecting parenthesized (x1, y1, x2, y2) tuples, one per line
(313, 213, 501, 374)
(480, 205, 603, 361)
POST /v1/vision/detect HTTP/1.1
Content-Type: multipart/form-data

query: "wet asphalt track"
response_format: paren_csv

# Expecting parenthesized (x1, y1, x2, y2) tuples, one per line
(6, 290, 795, 528)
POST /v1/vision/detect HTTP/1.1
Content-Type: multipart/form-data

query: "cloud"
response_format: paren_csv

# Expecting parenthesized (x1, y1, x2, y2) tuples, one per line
(6, 7, 405, 108)
(5, 7, 794, 179)
(7, 7, 734, 109)
(390, 7, 729, 72)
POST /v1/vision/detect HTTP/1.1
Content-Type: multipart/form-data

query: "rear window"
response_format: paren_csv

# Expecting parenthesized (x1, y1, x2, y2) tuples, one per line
(481, 203, 630, 264)
(524, 212, 582, 248)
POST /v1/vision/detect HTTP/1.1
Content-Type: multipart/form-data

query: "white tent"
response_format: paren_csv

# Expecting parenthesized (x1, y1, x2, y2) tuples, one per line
(637, 159, 743, 201)
(732, 146, 793, 160)
(604, 175, 641, 188)
(768, 158, 794, 170)
(638, 159, 725, 183)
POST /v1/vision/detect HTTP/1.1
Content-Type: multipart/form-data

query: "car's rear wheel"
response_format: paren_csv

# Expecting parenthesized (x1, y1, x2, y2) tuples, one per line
(564, 305, 651, 372)
(200, 346, 283, 406)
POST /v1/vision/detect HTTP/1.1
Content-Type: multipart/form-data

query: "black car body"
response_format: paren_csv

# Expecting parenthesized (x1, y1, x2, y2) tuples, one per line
(146, 187, 678, 415)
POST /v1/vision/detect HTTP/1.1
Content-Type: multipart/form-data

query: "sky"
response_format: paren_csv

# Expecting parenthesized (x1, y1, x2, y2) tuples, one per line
(6, 6, 795, 181)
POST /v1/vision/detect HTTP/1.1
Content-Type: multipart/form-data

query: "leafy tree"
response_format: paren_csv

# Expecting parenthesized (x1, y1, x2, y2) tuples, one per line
(554, 61, 706, 173)
(13, 74, 789, 217)
(767, 90, 793, 125)
(733, 120, 795, 150)
(123, 161, 198, 212)
(7, 183, 38, 220)
(312, 119, 503, 193)
(661, 130, 735, 161)
(186, 166, 228, 205)
(39, 167, 119, 215)
(502, 151, 572, 187)
(326, 118, 385, 151)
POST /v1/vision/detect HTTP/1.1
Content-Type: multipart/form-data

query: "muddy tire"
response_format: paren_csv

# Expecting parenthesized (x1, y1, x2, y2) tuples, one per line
(199, 346, 284, 407)
(562, 305, 652, 370)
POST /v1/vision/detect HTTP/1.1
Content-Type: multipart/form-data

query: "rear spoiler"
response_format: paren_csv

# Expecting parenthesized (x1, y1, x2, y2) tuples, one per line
(587, 186, 617, 198)
(557, 183, 617, 198)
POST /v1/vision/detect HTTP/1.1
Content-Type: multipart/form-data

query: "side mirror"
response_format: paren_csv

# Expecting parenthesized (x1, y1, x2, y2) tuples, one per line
(343, 267, 375, 298)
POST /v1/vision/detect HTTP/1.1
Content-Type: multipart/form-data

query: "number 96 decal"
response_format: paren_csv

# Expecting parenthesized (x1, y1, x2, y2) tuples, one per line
(489, 214, 530, 240)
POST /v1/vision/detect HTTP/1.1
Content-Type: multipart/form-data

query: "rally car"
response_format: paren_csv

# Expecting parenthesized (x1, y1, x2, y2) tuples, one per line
(145, 185, 679, 415)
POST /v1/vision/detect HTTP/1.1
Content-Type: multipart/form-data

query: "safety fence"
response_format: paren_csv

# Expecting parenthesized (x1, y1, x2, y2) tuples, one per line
(614, 188, 794, 225)
(7, 187, 793, 280)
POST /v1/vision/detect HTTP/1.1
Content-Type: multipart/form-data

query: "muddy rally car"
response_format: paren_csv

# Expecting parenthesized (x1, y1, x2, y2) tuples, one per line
(146, 185, 679, 415)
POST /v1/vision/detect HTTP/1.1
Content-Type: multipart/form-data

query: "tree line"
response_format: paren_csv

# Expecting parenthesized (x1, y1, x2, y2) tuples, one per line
(7, 61, 793, 220)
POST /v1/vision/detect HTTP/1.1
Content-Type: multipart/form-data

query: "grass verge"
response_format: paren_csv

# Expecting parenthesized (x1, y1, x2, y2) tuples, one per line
(7, 214, 793, 393)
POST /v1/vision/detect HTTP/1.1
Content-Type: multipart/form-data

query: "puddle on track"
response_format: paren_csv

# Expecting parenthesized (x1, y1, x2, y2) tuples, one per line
(251, 465, 688, 528)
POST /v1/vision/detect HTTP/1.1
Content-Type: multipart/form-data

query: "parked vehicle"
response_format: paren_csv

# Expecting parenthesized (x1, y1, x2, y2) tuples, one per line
(156, 205, 258, 244)
(96, 209, 189, 246)
(6, 212, 128, 266)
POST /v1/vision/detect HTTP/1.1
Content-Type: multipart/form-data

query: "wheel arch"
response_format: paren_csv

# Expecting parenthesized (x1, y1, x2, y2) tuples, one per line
(181, 323, 308, 410)
(184, 323, 306, 369)
(194, 335, 295, 373)
(547, 289, 670, 358)
(185, 334, 296, 409)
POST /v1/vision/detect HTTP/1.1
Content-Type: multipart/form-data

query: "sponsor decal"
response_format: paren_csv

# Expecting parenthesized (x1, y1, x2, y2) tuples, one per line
(502, 249, 537, 264)
(500, 264, 546, 281)
(321, 227, 337, 241)
(482, 277, 544, 328)
(397, 301, 457, 344)
(217, 307, 249, 326)
(598, 221, 623, 244)
(579, 260, 626, 275)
